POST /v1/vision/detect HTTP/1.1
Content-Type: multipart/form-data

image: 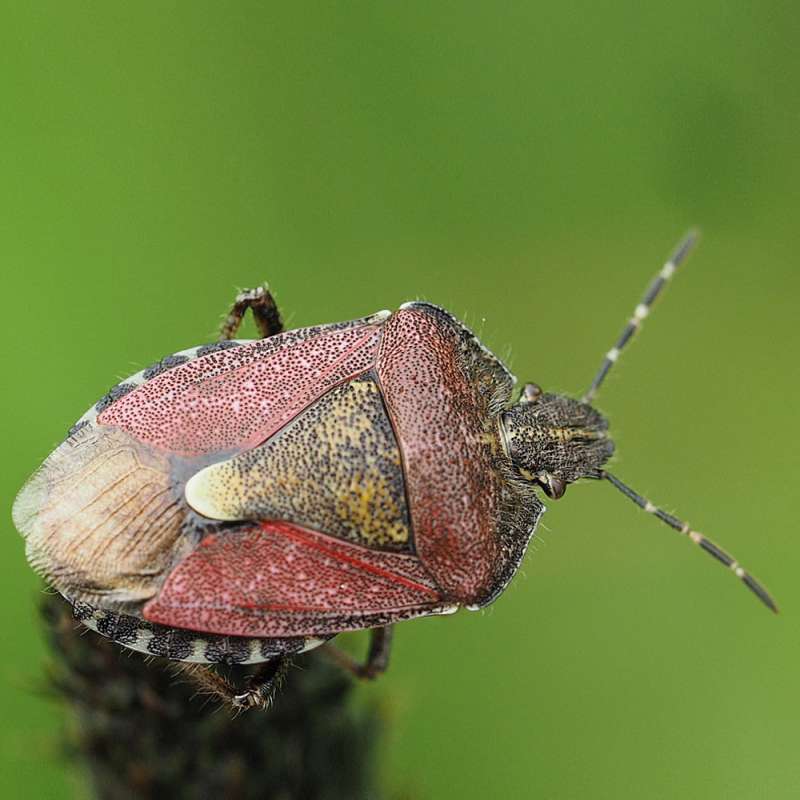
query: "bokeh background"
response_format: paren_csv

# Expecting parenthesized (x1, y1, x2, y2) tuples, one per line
(2, 3, 798, 798)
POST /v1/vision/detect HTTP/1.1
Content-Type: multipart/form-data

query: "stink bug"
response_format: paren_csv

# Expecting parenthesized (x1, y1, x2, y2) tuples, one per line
(13, 232, 776, 710)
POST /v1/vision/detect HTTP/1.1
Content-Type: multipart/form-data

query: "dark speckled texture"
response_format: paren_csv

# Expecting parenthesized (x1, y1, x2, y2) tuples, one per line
(185, 375, 412, 551)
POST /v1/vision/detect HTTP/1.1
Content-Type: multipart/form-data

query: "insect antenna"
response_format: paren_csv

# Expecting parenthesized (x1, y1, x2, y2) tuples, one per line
(596, 470, 777, 612)
(582, 229, 700, 403)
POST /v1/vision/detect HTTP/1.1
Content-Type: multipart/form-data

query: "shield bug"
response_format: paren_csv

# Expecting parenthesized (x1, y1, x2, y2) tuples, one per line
(12, 232, 776, 710)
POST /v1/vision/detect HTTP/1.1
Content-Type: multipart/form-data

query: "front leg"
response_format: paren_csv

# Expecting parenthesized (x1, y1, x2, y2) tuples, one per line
(219, 284, 283, 341)
(323, 626, 394, 680)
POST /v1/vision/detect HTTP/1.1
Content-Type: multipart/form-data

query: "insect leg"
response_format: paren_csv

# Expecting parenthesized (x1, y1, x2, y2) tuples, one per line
(219, 284, 283, 340)
(168, 662, 241, 706)
(170, 656, 291, 711)
(231, 656, 292, 710)
(323, 626, 394, 680)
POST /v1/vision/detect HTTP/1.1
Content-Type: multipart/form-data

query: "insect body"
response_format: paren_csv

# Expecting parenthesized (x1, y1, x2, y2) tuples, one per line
(12, 233, 775, 709)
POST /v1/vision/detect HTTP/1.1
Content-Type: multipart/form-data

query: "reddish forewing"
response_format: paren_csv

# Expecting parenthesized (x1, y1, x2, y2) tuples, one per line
(377, 307, 501, 604)
(143, 521, 445, 637)
(98, 322, 383, 457)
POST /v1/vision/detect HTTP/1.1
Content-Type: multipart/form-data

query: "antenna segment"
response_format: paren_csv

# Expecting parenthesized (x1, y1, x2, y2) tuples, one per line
(583, 230, 699, 404)
(600, 470, 777, 612)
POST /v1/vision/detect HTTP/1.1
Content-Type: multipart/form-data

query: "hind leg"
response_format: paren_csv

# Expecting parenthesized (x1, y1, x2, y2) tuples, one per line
(219, 284, 283, 340)
(232, 657, 292, 710)
(172, 656, 292, 712)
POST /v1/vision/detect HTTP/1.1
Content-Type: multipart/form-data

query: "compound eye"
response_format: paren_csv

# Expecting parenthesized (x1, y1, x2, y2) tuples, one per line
(540, 474, 567, 500)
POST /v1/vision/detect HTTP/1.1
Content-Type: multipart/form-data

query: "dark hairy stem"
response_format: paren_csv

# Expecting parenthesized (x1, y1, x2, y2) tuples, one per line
(41, 593, 386, 800)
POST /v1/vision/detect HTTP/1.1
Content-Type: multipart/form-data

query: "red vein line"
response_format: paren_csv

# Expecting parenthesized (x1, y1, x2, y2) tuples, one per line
(260, 522, 441, 599)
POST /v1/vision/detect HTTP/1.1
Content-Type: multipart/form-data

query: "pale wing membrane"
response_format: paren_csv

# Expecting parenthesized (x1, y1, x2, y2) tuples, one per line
(13, 425, 189, 605)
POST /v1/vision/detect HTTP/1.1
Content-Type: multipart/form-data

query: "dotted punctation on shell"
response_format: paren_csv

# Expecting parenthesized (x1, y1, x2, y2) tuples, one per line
(98, 323, 383, 457)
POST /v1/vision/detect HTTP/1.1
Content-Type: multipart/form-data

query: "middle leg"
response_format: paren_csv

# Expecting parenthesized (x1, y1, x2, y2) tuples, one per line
(323, 626, 394, 681)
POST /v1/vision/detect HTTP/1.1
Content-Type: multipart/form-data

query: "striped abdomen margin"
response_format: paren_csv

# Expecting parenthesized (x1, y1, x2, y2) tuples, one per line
(67, 596, 330, 665)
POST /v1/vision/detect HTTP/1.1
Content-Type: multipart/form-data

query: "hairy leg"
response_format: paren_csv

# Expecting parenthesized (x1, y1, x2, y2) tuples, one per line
(219, 284, 283, 341)
(170, 656, 292, 712)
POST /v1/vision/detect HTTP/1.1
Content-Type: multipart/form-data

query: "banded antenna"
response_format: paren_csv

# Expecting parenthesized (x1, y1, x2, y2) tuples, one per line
(582, 231, 777, 612)
(582, 230, 699, 404)
(598, 470, 778, 612)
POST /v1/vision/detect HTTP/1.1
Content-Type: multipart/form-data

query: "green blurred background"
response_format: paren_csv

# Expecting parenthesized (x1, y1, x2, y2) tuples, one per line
(2, 2, 798, 797)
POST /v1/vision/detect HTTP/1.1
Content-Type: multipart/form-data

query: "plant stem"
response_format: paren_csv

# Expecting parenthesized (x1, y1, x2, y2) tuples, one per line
(42, 593, 385, 800)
